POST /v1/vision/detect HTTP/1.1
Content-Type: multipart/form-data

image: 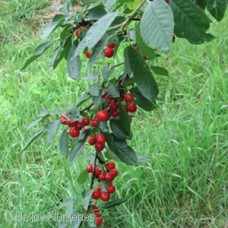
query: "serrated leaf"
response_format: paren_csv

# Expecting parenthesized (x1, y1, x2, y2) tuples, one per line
(22, 128, 46, 152)
(114, 141, 138, 166)
(126, 46, 159, 103)
(77, 169, 89, 184)
(75, 12, 118, 56)
(60, 130, 69, 157)
(67, 41, 81, 80)
(41, 14, 65, 40)
(46, 120, 60, 144)
(206, 0, 227, 21)
(102, 198, 126, 209)
(110, 103, 131, 139)
(140, 0, 174, 52)
(22, 40, 57, 69)
(135, 23, 156, 59)
(170, 0, 214, 44)
(83, 190, 93, 210)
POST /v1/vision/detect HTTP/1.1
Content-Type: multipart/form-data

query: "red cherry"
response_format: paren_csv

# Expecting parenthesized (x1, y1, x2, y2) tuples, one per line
(108, 101, 118, 111)
(105, 173, 114, 182)
(110, 110, 119, 118)
(87, 164, 94, 173)
(69, 128, 80, 138)
(107, 184, 116, 194)
(76, 121, 83, 130)
(124, 93, 134, 102)
(107, 42, 116, 49)
(96, 134, 106, 144)
(92, 189, 101, 200)
(165, 0, 170, 3)
(95, 167, 102, 177)
(66, 120, 76, 127)
(75, 28, 81, 38)
(60, 114, 68, 125)
(100, 192, 110, 202)
(92, 205, 99, 212)
(126, 102, 137, 113)
(95, 143, 105, 152)
(99, 172, 106, 181)
(96, 216, 102, 226)
(104, 47, 114, 58)
(106, 162, 115, 170)
(110, 169, 118, 178)
(88, 136, 96, 145)
(96, 110, 109, 122)
(85, 50, 92, 58)
(91, 119, 99, 127)
(82, 117, 90, 126)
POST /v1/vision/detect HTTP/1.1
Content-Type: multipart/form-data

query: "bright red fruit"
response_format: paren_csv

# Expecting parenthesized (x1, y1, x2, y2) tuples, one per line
(124, 93, 134, 102)
(106, 162, 115, 170)
(76, 122, 83, 130)
(60, 114, 68, 125)
(96, 110, 109, 122)
(126, 102, 137, 113)
(105, 173, 114, 182)
(92, 189, 101, 200)
(107, 42, 115, 48)
(96, 216, 102, 226)
(107, 184, 116, 194)
(110, 169, 118, 178)
(75, 28, 81, 38)
(82, 117, 90, 126)
(110, 110, 119, 118)
(88, 136, 96, 145)
(104, 47, 114, 58)
(99, 172, 106, 181)
(69, 128, 80, 138)
(91, 119, 99, 127)
(109, 101, 118, 111)
(95, 143, 105, 152)
(85, 50, 92, 58)
(100, 192, 110, 202)
(87, 164, 94, 173)
(95, 167, 102, 177)
(96, 134, 106, 144)
(66, 120, 77, 127)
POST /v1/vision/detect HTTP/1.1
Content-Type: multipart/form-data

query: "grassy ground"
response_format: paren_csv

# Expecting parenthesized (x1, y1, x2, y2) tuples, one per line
(0, 1, 227, 227)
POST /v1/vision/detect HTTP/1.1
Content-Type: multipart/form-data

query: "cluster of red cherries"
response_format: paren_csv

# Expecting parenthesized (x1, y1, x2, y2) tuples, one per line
(87, 161, 117, 226)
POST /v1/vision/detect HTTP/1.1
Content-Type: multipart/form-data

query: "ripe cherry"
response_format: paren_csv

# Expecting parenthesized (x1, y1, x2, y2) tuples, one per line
(95, 167, 102, 177)
(66, 120, 77, 127)
(124, 93, 134, 103)
(82, 117, 90, 126)
(99, 172, 106, 181)
(85, 50, 92, 58)
(60, 114, 68, 125)
(96, 134, 106, 144)
(109, 101, 118, 111)
(107, 184, 116, 194)
(88, 136, 96, 145)
(76, 121, 83, 130)
(100, 192, 110, 202)
(105, 172, 114, 182)
(104, 47, 114, 58)
(110, 169, 118, 178)
(87, 164, 94, 173)
(92, 189, 101, 200)
(96, 110, 109, 122)
(95, 143, 105, 152)
(126, 102, 137, 113)
(106, 162, 115, 170)
(165, 0, 170, 3)
(91, 119, 99, 127)
(107, 42, 116, 49)
(75, 28, 81, 38)
(110, 110, 119, 118)
(69, 128, 80, 138)
(96, 216, 102, 226)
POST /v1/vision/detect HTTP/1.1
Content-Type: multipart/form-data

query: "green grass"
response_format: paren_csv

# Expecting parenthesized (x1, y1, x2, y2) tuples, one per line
(0, 1, 227, 227)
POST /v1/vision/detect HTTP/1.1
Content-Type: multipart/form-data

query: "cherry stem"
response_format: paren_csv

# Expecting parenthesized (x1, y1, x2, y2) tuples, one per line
(81, 103, 94, 112)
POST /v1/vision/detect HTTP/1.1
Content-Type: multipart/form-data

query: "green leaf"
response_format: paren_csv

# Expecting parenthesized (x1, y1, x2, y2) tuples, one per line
(102, 198, 126, 209)
(135, 23, 156, 59)
(170, 0, 214, 44)
(60, 130, 69, 157)
(206, 0, 228, 21)
(151, 66, 169, 76)
(21, 40, 57, 70)
(77, 169, 89, 184)
(86, 5, 107, 20)
(107, 83, 120, 97)
(76, 93, 91, 107)
(22, 128, 46, 152)
(140, 0, 174, 52)
(84, 72, 99, 81)
(114, 141, 138, 166)
(89, 83, 100, 97)
(126, 0, 141, 10)
(137, 156, 150, 163)
(67, 41, 81, 80)
(46, 120, 60, 144)
(75, 12, 118, 56)
(59, 198, 74, 216)
(130, 87, 155, 111)
(110, 103, 131, 139)
(126, 46, 159, 103)
(41, 14, 65, 40)
(27, 116, 47, 130)
(83, 190, 93, 210)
